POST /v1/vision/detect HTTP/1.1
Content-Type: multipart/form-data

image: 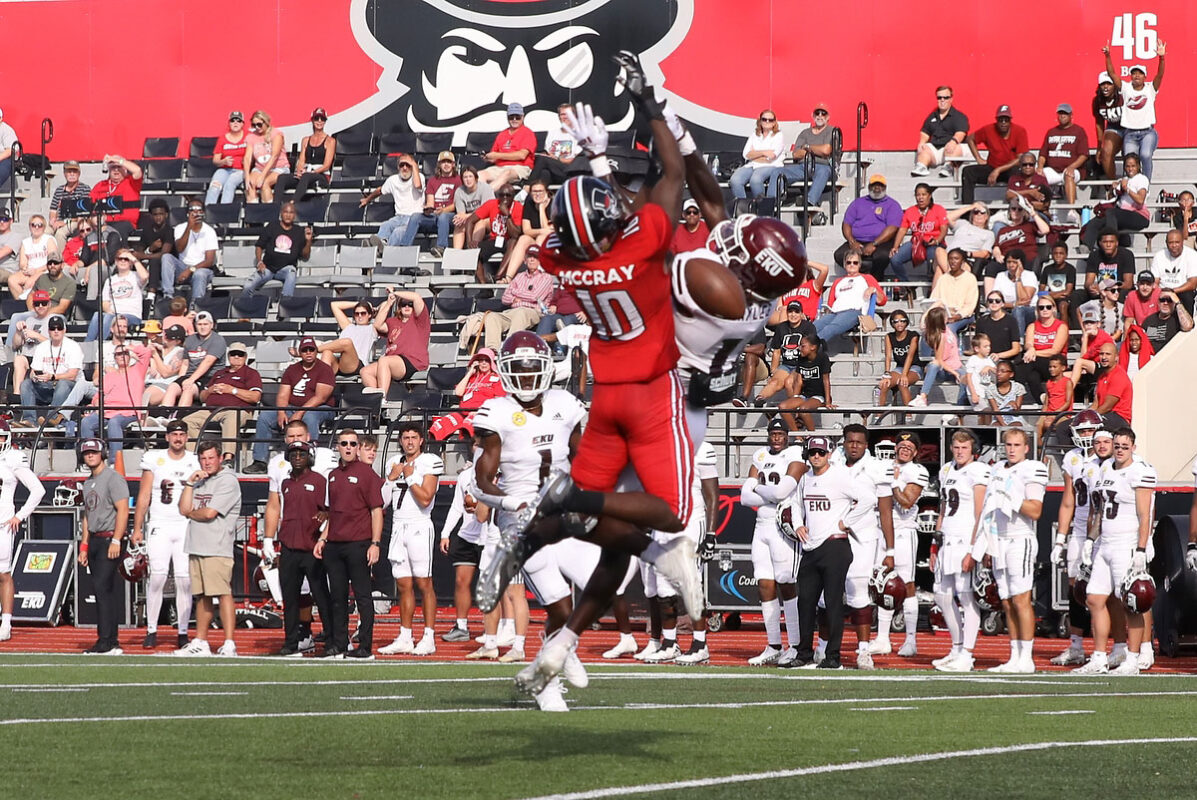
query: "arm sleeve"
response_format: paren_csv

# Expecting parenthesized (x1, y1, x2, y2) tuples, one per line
(755, 474, 797, 504)
(14, 466, 45, 521)
(739, 478, 766, 508)
(440, 482, 465, 539)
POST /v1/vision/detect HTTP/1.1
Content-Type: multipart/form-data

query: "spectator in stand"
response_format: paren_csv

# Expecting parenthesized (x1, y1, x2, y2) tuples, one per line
(1070, 305, 1117, 402)
(1141, 289, 1193, 352)
(910, 306, 963, 407)
(993, 248, 1040, 332)
(1119, 323, 1153, 378)
(532, 104, 578, 184)
(318, 300, 381, 377)
(361, 291, 430, 397)
(1037, 103, 1090, 209)
(752, 300, 818, 405)
(934, 203, 994, 284)
(769, 260, 830, 326)
(974, 290, 1024, 363)
(1082, 281, 1126, 342)
(503, 179, 553, 281)
(205, 110, 249, 205)
(86, 248, 148, 341)
(8, 256, 75, 355)
(535, 273, 587, 357)
(79, 342, 154, 463)
(162, 296, 195, 336)
(912, 85, 968, 177)
(985, 359, 1026, 426)
(72, 220, 122, 297)
(671, 199, 709, 253)
(730, 109, 786, 202)
(400, 151, 460, 258)
(457, 246, 553, 352)
(929, 248, 979, 335)
(11, 215, 58, 299)
(873, 309, 922, 415)
(1092, 72, 1124, 179)
(428, 349, 507, 442)
(466, 184, 522, 283)
(245, 337, 337, 473)
(777, 103, 834, 211)
(1081, 154, 1150, 250)
(451, 166, 494, 250)
(129, 199, 174, 295)
(1123, 271, 1160, 326)
(1104, 40, 1165, 178)
(361, 152, 424, 248)
(888, 183, 948, 289)
(992, 196, 1050, 262)
(48, 160, 91, 249)
(1039, 242, 1078, 324)
(1152, 229, 1197, 311)
(141, 323, 188, 409)
(961, 333, 996, 420)
(243, 110, 288, 203)
(961, 104, 1027, 204)
(161, 311, 226, 408)
(240, 201, 311, 300)
(0, 207, 21, 280)
(162, 200, 218, 300)
(813, 253, 887, 340)
(1091, 341, 1133, 428)
(1021, 292, 1069, 399)
(1081, 230, 1136, 303)
(836, 174, 902, 275)
(14, 315, 79, 428)
(0, 109, 16, 189)
(1165, 191, 1197, 248)
(776, 335, 833, 431)
(8, 290, 57, 391)
(275, 108, 336, 201)
(1006, 154, 1051, 215)
(479, 103, 537, 191)
(183, 341, 263, 466)
(59, 315, 139, 427)
(89, 155, 144, 240)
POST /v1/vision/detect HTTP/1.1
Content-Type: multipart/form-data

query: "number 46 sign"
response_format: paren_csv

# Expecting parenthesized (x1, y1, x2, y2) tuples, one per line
(1111, 12, 1158, 64)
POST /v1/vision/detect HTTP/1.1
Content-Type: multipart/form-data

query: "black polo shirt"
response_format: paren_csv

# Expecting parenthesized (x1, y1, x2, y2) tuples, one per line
(921, 107, 969, 148)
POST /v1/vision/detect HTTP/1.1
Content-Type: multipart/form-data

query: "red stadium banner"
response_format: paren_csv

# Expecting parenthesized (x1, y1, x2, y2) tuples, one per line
(0, 1, 1187, 159)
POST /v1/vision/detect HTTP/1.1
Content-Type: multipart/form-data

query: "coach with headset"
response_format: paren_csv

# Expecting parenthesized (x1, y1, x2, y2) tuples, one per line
(77, 438, 130, 655)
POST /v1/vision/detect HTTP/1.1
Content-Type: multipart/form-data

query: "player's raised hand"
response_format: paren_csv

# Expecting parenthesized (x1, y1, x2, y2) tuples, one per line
(613, 50, 665, 119)
(564, 103, 609, 157)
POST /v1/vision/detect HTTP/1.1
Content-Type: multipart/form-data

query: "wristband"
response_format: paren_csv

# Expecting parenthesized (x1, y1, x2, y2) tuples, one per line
(1135, 547, 1146, 553)
(500, 495, 526, 512)
(885, 549, 895, 558)
(79, 542, 88, 552)
(588, 154, 612, 179)
(677, 130, 697, 157)
(370, 542, 380, 547)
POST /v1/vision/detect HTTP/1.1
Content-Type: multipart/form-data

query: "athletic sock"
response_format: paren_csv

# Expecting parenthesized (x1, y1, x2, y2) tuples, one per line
(961, 591, 981, 650)
(0, 613, 10, 626)
(662, 627, 677, 645)
(456, 618, 468, 631)
(400, 626, 412, 641)
(781, 596, 800, 649)
(483, 634, 497, 650)
(761, 599, 781, 648)
(563, 486, 604, 517)
(513, 635, 525, 651)
(1139, 641, 1153, 655)
(935, 591, 962, 648)
(902, 596, 918, 643)
(692, 630, 706, 644)
(422, 627, 435, 640)
(876, 608, 894, 641)
(1070, 634, 1083, 651)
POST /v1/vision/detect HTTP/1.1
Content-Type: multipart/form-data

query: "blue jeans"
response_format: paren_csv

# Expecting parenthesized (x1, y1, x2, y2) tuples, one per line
(80, 413, 138, 464)
(888, 241, 942, 282)
(86, 312, 142, 342)
(921, 361, 963, 401)
(240, 265, 297, 298)
(253, 408, 336, 463)
(1012, 304, 1036, 333)
(19, 377, 75, 422)
(948, 316, 974, 336)
(814, 309, 862, 340)
(161, 254, 213, 299)
(205, 169, 245, 205)
(1121, 127, 1158, 178)
(399, 212, 451, 248)
(729, 165, 780, 199)
(378, 214, 415, 247)
(777, 162, 832, 204)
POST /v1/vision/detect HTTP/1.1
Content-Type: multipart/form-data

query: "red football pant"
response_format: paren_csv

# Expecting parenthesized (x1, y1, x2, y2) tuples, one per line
(570, 370, 693, 524)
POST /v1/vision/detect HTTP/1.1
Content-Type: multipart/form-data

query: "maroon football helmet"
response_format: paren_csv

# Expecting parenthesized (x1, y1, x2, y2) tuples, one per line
(1121, 571, 1156, 614)
(117, 541, 149, 583)
(972, 564, 1002, 611)
(498, 330, 554, 402)
(868, 565, 906, 611)
(928, 604, 947, 630)
(1071, 409, 1103, 450)
(707, 214, 809, 301)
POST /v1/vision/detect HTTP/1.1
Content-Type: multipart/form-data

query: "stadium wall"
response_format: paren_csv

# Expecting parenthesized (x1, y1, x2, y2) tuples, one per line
(1132, 331, 1197, 482)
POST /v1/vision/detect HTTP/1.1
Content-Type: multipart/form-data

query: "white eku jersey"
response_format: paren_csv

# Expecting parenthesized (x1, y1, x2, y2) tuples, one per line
(448, 464, 494, 546)
(473, 390, 587, 499)
(1061, 448, 1102, 537)
(1095, 457, 1157, 544)
(692, 440, 719, 523)
(0, 449, 38, 518)
(830, 450, 893, 539)
(748, 444, 804, 522)
(892, 460, 929, 532)
(937, 460, 990, 541)
(984, 459, 1049, 538)
(140, 449, 201, 528)
(384, 451, 444, 523)
(672, 249, 775, 406)
(267, 446, 337, 493)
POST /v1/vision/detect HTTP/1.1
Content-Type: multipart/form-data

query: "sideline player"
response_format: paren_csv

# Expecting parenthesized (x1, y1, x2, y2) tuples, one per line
(973, 428, 1048, 673)
(132, 420, 199, 649)
(1075, 427, 1156, 675)
(886, 431, 928, 657)
(1050, 410, 1103, 666)
(739, 419, 805, 666)
(930, 430, 989, 672)
(378, 424, 442, 656)
(0, 420, 45, 642)
(437, 443, 491, 644)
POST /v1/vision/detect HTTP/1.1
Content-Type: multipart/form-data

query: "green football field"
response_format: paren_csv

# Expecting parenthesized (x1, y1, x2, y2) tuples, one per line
(2, 655, 1195, 799)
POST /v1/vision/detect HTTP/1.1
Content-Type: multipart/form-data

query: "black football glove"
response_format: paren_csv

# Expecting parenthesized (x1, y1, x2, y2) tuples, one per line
(698, 532, 718, 563)
(613, 50, 665, 120)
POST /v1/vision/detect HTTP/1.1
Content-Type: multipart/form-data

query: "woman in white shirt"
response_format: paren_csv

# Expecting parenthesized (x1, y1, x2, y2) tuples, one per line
(10, 215, 58, 299)
(1082, 153, 1151, 251)
(87, 248, 147, 341)
(729, 110, 786, 200)
(319, 299, 381, 376)
(1104, 40, 1165, 178)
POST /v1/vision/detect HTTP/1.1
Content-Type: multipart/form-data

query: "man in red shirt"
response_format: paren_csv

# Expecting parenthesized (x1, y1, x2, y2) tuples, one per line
(89, 154, 144, 240)
(961, 105, 1028, 204)
(1093, 341, 1133, 428)
(465, 185, 524, 282)
(479, 102, 537, 192)
(1037, 103, 1090, 206)
(669, 199, 710, 253)
(1006, 154, 1052, 213)
(1122, 271, 1160, 325)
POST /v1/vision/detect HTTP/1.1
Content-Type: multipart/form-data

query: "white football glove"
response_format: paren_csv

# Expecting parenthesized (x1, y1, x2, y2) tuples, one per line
(1131, 549, 1147, 575)
(1187, 544, 1197, 572)
(262, 537, 277, 565)
(1050, 536, 1066, 569)
(1080, 538, 1094, 568)
(564, 103, 609, 158)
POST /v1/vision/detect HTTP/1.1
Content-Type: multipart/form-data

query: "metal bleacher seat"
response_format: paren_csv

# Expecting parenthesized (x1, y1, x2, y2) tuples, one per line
(294, 195, 329, 224)
(306, 244, 336, 266)
(326, 202, 366, 235)
(277, 295, 317, 320)
(364, 201, 395, 224)
(433, 288, 472, 321)
(189, 137, 218, 159)
(181, 156, 217, 191)
(332, 155, 379, 189)
(379, 132, 418, 155)
(426, 366, 468, 393)
(416, 133, 453, 155)
(333, 128, 375, 157)
(194, 294, 231, 321)
(243, 202, 280, 227)
(143, 137, 180, 158)
(205, 201, 242, 233)
(374, 246, 421, 286)
(142, 158, 185, 192)
(338, 245, 376, 270)
(440, 248, 478, 275)
(427, 334, 459, 367)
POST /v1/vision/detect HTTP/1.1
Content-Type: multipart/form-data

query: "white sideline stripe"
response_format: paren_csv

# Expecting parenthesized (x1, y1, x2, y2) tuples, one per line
(851, 706, 917, 712)
(11, 688, 89, 693)
(1027, 710, 1095, 715)
(0, 690, 1188, 727)
(170, 692, 249, 697)
(518, 737, 1197, 800)
(340, 695, 415, 701)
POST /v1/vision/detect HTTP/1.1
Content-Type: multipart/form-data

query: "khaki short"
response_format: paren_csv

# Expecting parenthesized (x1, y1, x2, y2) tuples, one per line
(189, 555, 234, 597)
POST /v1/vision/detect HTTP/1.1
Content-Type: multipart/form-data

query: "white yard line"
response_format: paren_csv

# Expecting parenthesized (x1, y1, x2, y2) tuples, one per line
(170, 692, 249, 697)
(10, 688, 89, 693)
(850, 706, 918, 712)
(340, 695, 415, 701)
(1027, 710, 1095, 715)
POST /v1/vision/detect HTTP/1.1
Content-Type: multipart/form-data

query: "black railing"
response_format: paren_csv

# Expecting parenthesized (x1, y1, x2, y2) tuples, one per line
(39, 118, 53, 198)
(9, 139, 20, 217)
(855, 101, 869, 198)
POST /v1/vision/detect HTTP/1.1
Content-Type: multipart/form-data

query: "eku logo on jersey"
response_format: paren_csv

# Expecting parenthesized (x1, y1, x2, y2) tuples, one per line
(754, 247, 794, 278)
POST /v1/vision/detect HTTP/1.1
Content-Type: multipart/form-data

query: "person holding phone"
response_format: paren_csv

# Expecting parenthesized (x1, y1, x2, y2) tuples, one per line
(240, 201, 312, 300)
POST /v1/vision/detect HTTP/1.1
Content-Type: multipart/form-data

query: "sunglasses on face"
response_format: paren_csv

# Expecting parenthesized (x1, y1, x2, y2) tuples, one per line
(252, 122, 265, 129)
(1038, 305, 1055, 310)
(987, 298, 1004, 304)
(760, 116, 776, 122)
(117, 256, 134, 262)
(813, 111, 828, 117)
(30, 222, 44, 228)
(937, 95, 952, 100)
(683, 209, 700, 215)
(299, 346, 316, 353)
(845, 260, 861, 266)
(508, 114, 523, 120)
(33, 300, 49, 307)
(338, 440, 358, 447)
(807, 449, 828, 457)
(354, 310, 370, 316)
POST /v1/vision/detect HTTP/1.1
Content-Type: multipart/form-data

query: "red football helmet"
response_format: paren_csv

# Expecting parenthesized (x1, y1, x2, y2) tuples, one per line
(1071, 409, 1103, 450)
(775, 495, 803, 542)
(707, 214, 809, 301)
(972, 564, 1002, 611)
(54, 479, 83, 507)
(118, 541, 149, 583)
(868, 566, 906, 611)
(498, 331, 554, 402)
(1121, 571, 1156, 614)
(550, 175, 627, 261)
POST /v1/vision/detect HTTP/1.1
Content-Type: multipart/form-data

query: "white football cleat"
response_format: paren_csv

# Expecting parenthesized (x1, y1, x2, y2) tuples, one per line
(936, 652, 975, 672)
(748, 645, 781, 666)
(413, 634, 436, 656)
(867, 638, 893, 656)
(1049, 647, 1086, 666)
(534, 677, 569, 712)
(1139, 647, 1155, 671)
(675, 644, 710, 665)
(897, 639, 918, 658)
(1110, 656, 1140, 676)
(1072, 656, 1109, 675)
(987, 659, 1017, 673)
(642, 642, 679, 663)
(498, 648, 525, 663)
(379, 636, 415, 656)
(562, 651, 589, 688)
(1012, 657, 1035, 674)
(465, 645, 499, 660)
(931, 649, 961, 669)
(634, 639, 661, 661)
(216, 640, 237, 657)
(856, 651, 875, 670)
(494, 629, 517, 648)
(175, 639, 211, 657)
(0, 623, 11, 642)
(514, 630, 570, 696)
(602, 633, 639, 659)
(776, 646, 799, 668)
